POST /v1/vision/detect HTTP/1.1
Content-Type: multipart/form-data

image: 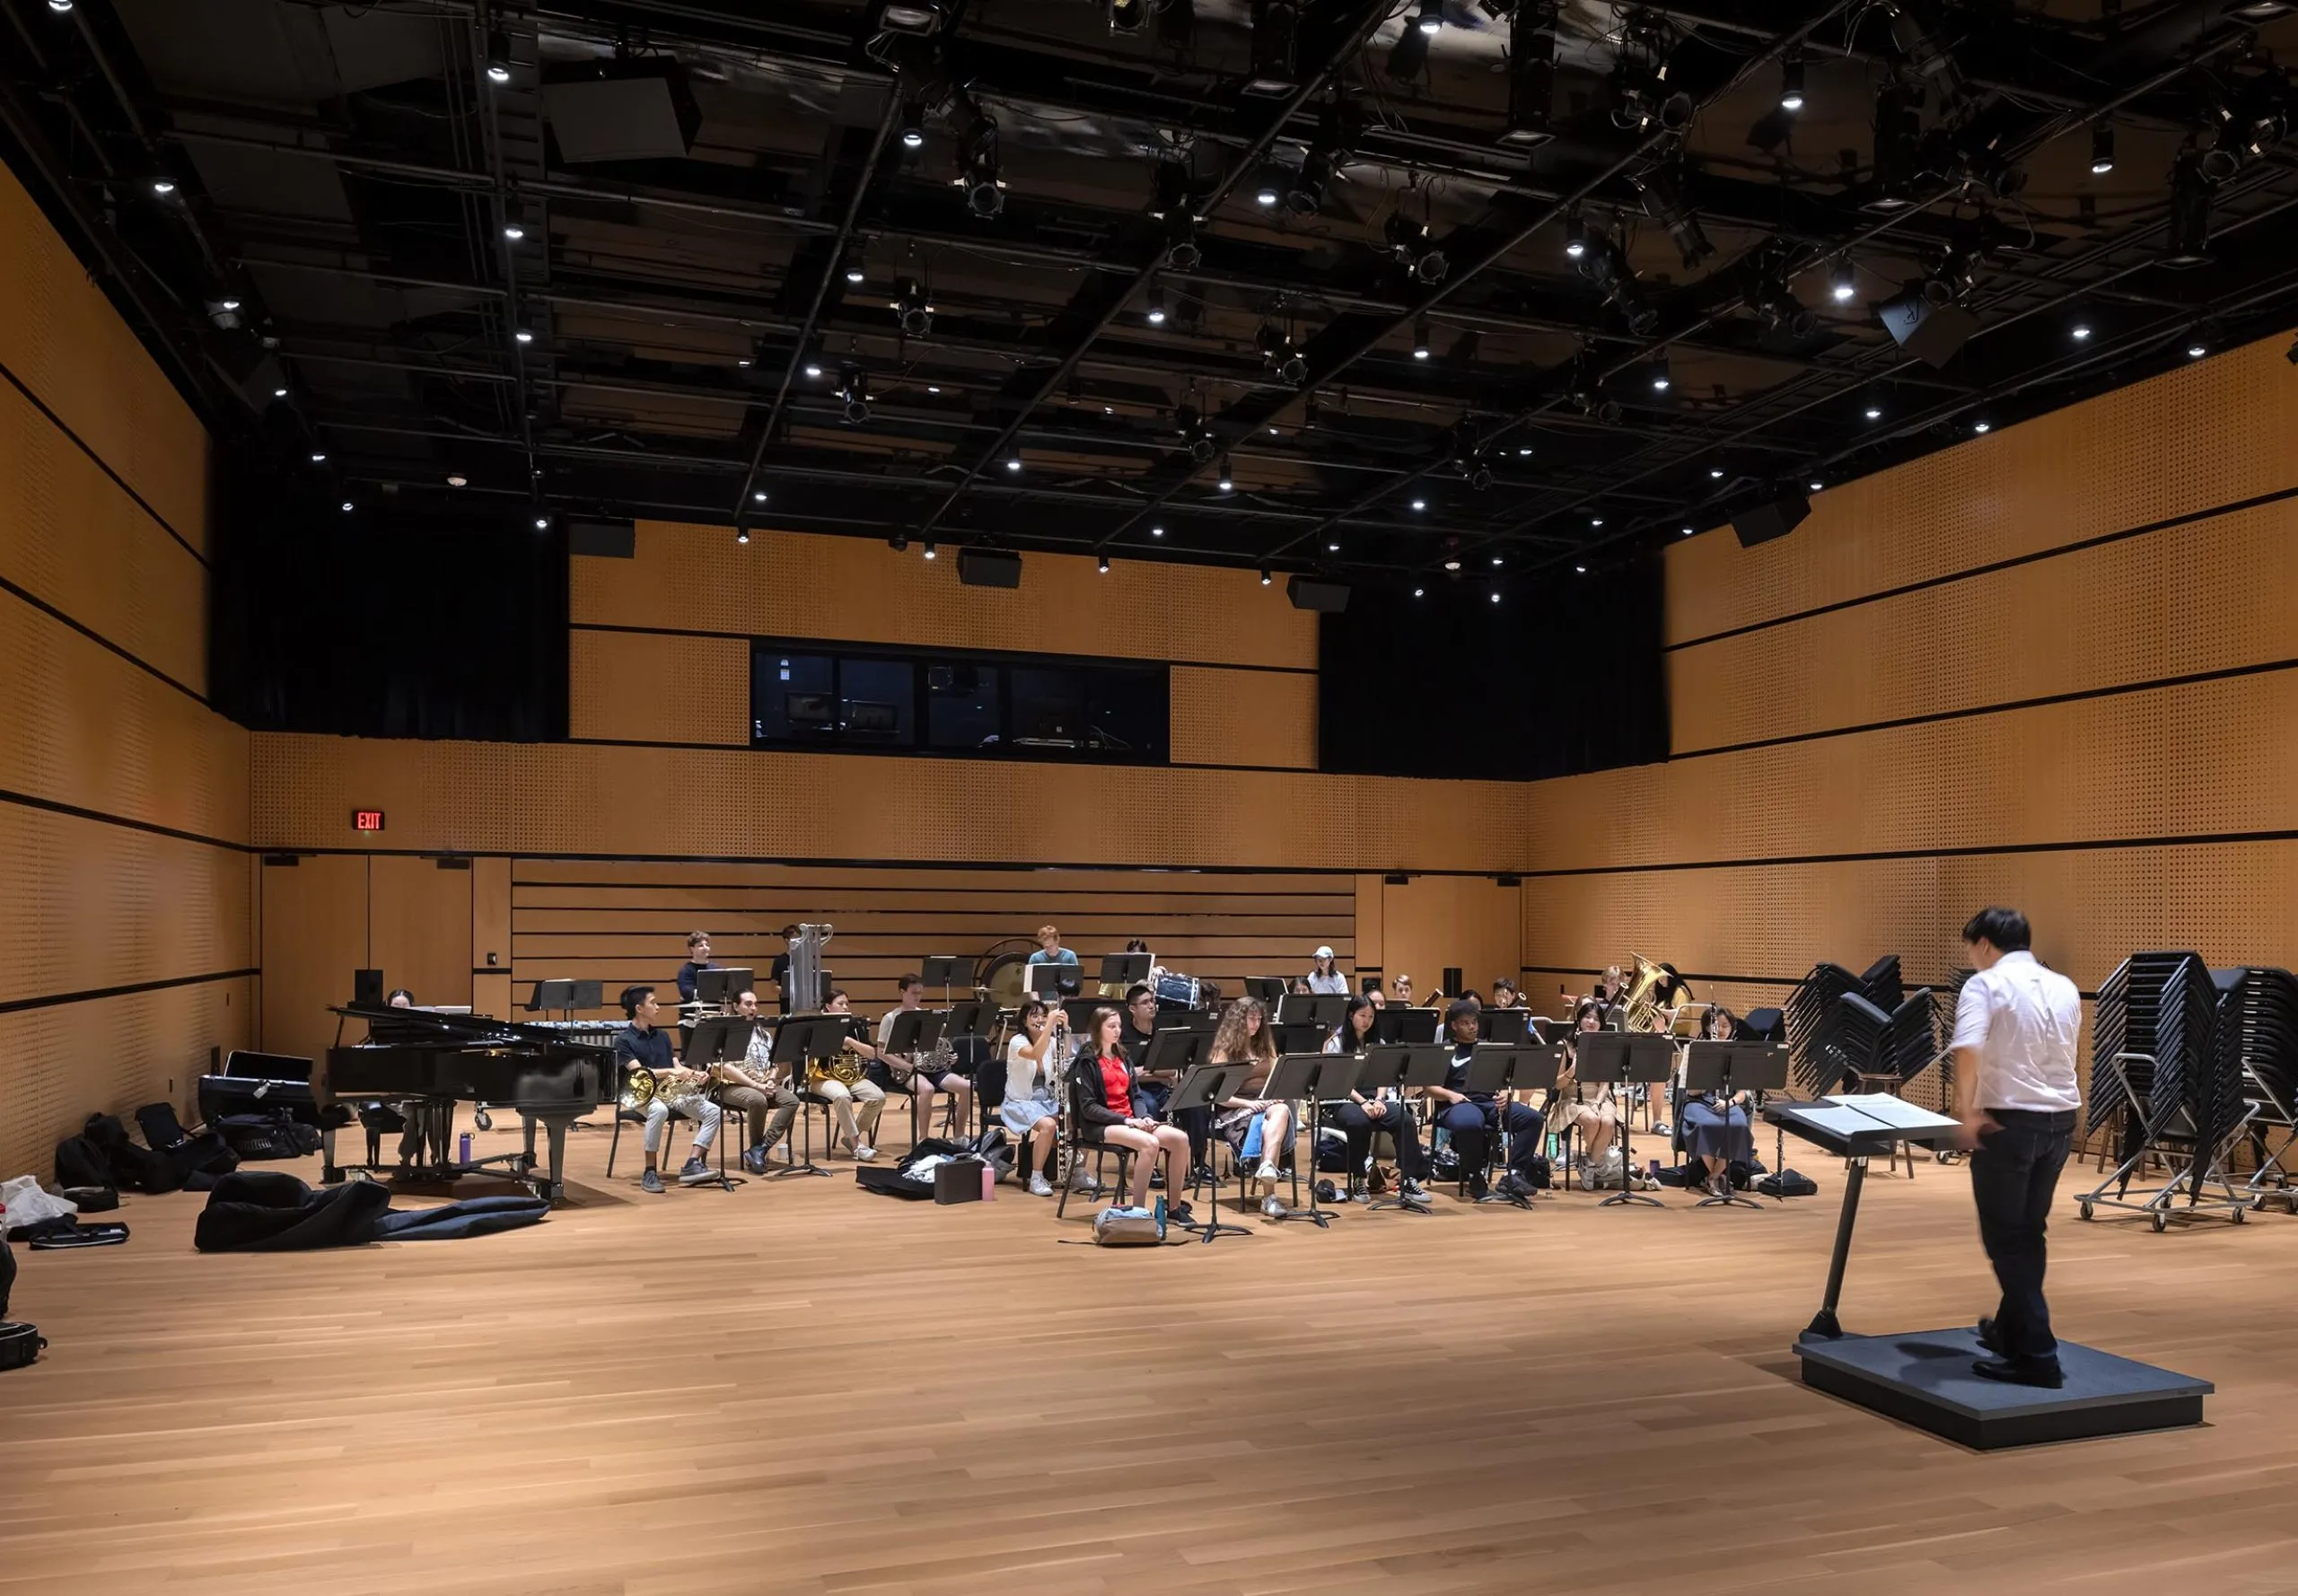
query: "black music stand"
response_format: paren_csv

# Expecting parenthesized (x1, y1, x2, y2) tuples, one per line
(1356, 1045, 1453, 1212)
(886, 1007, 954, 1139)
(1733, 1041, 1794, 1198)
(684, 1016, 757, 1192)
(1263, 1053, 1361, 1228)
(1028, 963, 1069, 998)
(1100, 951, 1152, 987)
(769, 1017, 839, 1179)
(922, 955, 973, 1002)
(1244, 977, 1287, 1003)
(1166, 1062, 1254, 1241)
(1575, 1032, 1675, 1207)
(1681, 1041, 1763, 1209)
(1061, 995, 1106, 1032)
(527, 978, 576, 1014)
(1141, 1027, 1205, 1082)
(1460, 1042, 1563, 1207)
(1276, 994, 1346, 1030)
(695, 967, 751, 1007)
(1373, 1007, 1440, 1046)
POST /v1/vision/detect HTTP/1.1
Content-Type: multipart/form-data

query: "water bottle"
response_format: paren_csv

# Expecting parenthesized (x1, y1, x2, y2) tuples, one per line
(458, 1130, 472, 1164)
(980, 1162, 996, 1201)
(1546, 1130, 1559, 1164)
(1154, 1193, 1167, 1236)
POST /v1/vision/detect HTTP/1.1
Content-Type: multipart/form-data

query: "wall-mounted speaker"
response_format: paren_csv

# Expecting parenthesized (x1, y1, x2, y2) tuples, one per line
(958, 548, 1022, 588)
(1733, 489, 1811, 548)
(1285, 575, 1350, 612)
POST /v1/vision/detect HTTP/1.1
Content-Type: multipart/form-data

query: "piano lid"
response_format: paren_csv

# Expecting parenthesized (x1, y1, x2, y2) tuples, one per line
(333, 1002, 612, 1051)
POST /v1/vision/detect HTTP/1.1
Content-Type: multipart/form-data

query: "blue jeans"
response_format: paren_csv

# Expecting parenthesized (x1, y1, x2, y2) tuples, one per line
(1969, 1108, 2077, 1366)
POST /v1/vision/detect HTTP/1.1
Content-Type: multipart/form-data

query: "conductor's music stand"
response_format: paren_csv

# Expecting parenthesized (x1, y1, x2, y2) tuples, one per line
(1574, 1032, 1675, 1207)
(1262, 1053, 1362, 1228)
(684, 1016, 756, 1192)
(1166, 1062, 1254, 1241)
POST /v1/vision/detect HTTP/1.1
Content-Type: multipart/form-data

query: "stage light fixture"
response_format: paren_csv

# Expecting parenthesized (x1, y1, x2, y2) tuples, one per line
(448, 474, 468, 487)
(1098, 553, 1111, 573)
(1412, 318, 1431, 360)
(1563, 211, 1586, 259)
(1829, 258, 1855, 302)
(1412, 498, 1428, 513)
(1709, 467, 1724, 478)
(485, 30, 512, 83)
(1415, 586, 1425, 597)
(923, 539, 937, 559)
(310, 452, 327, 463)
(1163, 212, 1201, 269)
(2188, 338, 2207, 359)
(501, 201, 526, 241)
(1864, 405, 1881, 420)
(47, 0, 73, 12)
(893, 277, 933, 336)
(1417, 0, 1443, 34)
(1109, 0, 1152, 34)
(534, 513, 550, 530)
(513, 325, 534, 345)
(1972, 420, 1990, 434)
(1004, 452, 1022, 472)
(872, 1, 947, 35)
(151, 176, 176, 197)
(340, 500, 354, 513)
(803, 362, 823, 378)
(1248, 0, 1302, 93)
(2071, 320, 2091, 340)
(1151, 525, 1164, 537)
(2166, 154, 2213, 264)
(1255, 168, 1283, 207)
(838, 366, 871, 424)
(1260, 567, 1273, 585)
(752, 490, 768, 504)
(1502, 3, 1557, 146)
(736, 524, 750, 545)
(844, 255, 866, 285)
(1630, 163, 1712, 267)
(1383, 214, 1448, 285)
(1779, 51, 1805, 112)
(2091, 123, 2115, 175)
(955, 108, 1004, 218)
(1216, 454, 1234, 491)
(1145, 286, 1167, 325)
(899, 103, 925, 149)
(1650, 358, 1671, 392)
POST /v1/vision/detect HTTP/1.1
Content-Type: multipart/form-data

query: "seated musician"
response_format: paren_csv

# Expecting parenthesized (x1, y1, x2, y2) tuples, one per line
(1305, 945, 1349, 995)
(1364, 983, 1387, 1009)
(1390, 972, 1417, 1007)
(1425, 999, 1543, 1201)
(1068, 1006, 1192, 1212)
(1323, 995, 1431, 1204)
(813, 988, 886, 1162)
(1027, 923, 1082, 996)
(721, 989, 798, 1173)
(615, 985, 722, 1193)
(1003, 999, 1067, 1197)
(876, 973, 972, 1130)
(767, 924, 799, 1013)
(675, 930, 719, 1004)
(1549, 1000, 1623, 1187)
(1210, 997, 1291, 1216)
(1680, 1005, 1755, 1197)
(1489, 978, 1522, 1010)
(1124, 983, 1214, 1183)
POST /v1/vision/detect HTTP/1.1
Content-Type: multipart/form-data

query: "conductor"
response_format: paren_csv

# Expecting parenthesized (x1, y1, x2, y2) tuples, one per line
(1947, 907, 2083, 1389)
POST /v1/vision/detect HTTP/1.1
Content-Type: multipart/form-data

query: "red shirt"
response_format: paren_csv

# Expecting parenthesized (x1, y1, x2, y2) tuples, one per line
(1096, 1054, 1131, 1118)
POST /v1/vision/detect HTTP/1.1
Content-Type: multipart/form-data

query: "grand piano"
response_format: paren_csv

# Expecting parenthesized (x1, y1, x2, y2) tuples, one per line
(321, 1004, 618, 1202)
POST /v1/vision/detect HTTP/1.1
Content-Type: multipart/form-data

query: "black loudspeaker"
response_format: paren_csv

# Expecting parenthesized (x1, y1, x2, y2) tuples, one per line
(958, 549, 1022, 588)
(1733, 490, 1811, 548)
(1285, 575, 1350, 612)
(567, 519, 636, 558)
(354, 969, 385, 1007)
(1741, 1006, 1785, 1042)
(1874, 291, 1978, 368)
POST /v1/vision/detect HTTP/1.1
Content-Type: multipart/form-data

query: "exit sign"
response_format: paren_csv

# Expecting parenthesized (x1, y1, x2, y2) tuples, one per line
(352, 809, 386, 833)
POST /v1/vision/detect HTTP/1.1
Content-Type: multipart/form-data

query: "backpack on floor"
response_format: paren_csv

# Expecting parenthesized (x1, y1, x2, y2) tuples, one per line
(1758, 1168, 1819, 1198)
(1092, 1203, 1164, 1247)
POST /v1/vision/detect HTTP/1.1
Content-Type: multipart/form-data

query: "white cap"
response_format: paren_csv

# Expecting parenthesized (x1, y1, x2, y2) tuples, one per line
(1314, 945, 1335, 960)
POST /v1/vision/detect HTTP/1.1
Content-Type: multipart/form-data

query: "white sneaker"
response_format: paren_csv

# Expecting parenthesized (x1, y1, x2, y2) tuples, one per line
(1255, 1160, 1278, 1183)
(1028, 1174, 1055, 1197)
(1071, 1171, 1102, 1195)
(1260, 1194, 1285, 1218)
(853, 1144, 877, 1163)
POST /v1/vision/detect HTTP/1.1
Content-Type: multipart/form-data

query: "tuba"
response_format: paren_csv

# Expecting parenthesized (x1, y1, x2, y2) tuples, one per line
(1619, 953, 1674, 1033)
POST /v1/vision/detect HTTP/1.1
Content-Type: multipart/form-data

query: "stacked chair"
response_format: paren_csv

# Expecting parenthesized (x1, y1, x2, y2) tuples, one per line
(2077, 951, 2255, 1230)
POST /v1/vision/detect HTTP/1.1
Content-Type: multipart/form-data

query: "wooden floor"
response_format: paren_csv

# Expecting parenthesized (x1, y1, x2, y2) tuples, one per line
(4, 1122, 2293, 1596)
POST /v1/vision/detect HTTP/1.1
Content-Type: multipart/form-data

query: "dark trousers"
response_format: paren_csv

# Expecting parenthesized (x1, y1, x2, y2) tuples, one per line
(1169, 1102, 1213, 1169)
(1440, 1100, 1544, 1183)
(1969, 1107, 2077, 1366)
(1330, 1101, 1428, 1181)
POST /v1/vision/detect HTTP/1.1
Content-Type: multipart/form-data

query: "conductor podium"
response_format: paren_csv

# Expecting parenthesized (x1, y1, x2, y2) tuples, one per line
(1771, 1094, 2210, 1449)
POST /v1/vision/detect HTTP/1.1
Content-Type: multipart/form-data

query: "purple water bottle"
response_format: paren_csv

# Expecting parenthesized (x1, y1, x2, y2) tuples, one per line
(458, 1130, 473, 1164)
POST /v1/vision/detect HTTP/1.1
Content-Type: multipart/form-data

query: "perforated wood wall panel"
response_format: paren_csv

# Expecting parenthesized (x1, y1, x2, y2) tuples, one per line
(1671, 496, 2298, 752)
(1525, 667, 2298, 873)
(0, 978, 252, 1179)
(0, 587, 247, 841)
(1381, 875, 1522, 1000)
(568, 627, 748, 744)
(570, 521, 1317, 671)
(1170, 666, 1317, 768)
(0, 376, 208, 691)
(260, 854, 366, 1065)
(0, 802, 247, 1006)
(504, 861, 1355, 1016)
(249, 732, 1533, 872)
(0, 165, 209, 548)
(1666, 329, 2298, 643)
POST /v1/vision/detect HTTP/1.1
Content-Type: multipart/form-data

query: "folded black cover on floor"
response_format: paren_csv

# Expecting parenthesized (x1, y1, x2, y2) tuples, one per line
(195, 1171, 548, 1251)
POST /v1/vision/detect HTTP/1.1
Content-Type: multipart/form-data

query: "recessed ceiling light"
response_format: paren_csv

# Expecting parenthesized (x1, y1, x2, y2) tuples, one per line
(752, 490, 768, 503)
(804, 363, 824, 378)
(1410, 498, 1426, 511)
(1864, 406, 1881, 419)
(1150, 525, 1163, 537)
(1591, 517, 1604, 527)
(1708, 468, 1724, 478)
(1973, 420, 1990, 434)
(1443, 559, 1460, 571)
(1574, 565, 1587, 574)
(1808, 479, 1823, 492)
(447, 474, 468, 487)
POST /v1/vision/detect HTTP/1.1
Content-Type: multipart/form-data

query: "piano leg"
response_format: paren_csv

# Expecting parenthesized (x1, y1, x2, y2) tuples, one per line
(321, 1127, 342, 1185)
(527, 1110, 575, 1203)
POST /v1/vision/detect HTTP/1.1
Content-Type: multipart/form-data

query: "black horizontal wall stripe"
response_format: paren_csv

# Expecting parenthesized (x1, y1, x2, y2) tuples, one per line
(1518, 825, 2298, 880)
(573, 620, 1318, 676)
(1670, 479, 2298, 653)
(0, 572, 210, 707)
(0, 967, 258, 1018)
(1519, 964, 1805, 989)
(259, 848, 1489, 877)
(0, 355, 207, 571)
(559, 733, 1314, 776)
(0, 786, 248, 854)
(510, 880, 1355, 896)
(1673, 653, 2298, 761)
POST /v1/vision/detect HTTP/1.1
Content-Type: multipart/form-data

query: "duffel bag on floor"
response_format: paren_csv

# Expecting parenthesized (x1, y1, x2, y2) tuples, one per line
(1092, 1203, 1164, 1247)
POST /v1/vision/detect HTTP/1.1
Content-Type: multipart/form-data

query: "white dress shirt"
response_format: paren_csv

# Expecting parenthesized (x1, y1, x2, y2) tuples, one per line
(1951, 950, 2083, 1113)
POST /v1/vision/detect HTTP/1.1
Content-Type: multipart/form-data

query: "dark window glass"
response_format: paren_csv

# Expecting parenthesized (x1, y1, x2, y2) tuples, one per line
(1084, 666, 1167, 762)
(752, 653, 836, 743)
(926, 662, 1002, 750)
(1009, 667, 1087, 749)
(838, 656, 914, 746)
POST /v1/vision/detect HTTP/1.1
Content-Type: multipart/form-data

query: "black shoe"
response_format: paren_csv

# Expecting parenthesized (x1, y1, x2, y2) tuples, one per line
(1167, 1201, 1194, 1225)
(1496, 1172, 1533, 1201)
(1970, 1356, 2064, 1389)
(1977, 1317, 2006, 1357)
(1467, 1171, 1490, 1202)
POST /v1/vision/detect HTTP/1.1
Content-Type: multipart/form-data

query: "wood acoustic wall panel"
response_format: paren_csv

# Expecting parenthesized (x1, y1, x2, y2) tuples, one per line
(369, 855, 473, 1013)
(568, 627, 748, 745)
(0, 592, 248, 843)
(472, 856, 512, 972)
(0, 165, 209, 549)
(259, 855, 367, 1065)
(508, 861, 1355, 1016)
(1671, 496, 2298, 753)
(1522, 667, 2298, 874)
(0, 803, 248, 1007)
(570, 521, 1318, 671)
(0, 376, 209, 692)
(1665, 330, 2298, 644)
(1170, 665, 1316, 768)
(1381, 875, 1522, 1000)
(250, 732, 1532, 873)
(0, 978, 252, 1181)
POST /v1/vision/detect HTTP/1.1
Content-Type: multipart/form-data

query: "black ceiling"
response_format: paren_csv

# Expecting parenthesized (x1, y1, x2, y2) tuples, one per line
(7, 0, 2298, 584)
